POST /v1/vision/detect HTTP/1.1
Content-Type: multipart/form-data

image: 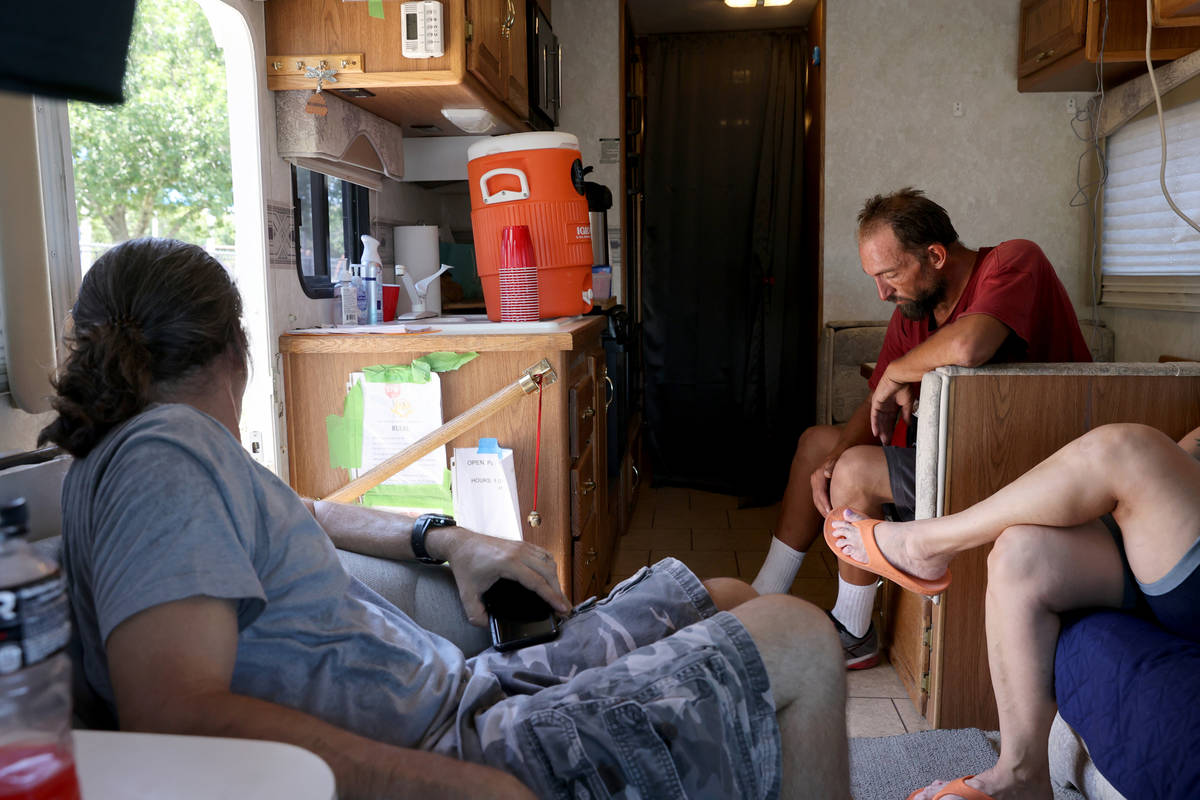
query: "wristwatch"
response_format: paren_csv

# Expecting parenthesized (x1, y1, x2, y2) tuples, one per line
(410, 513, 456, 564)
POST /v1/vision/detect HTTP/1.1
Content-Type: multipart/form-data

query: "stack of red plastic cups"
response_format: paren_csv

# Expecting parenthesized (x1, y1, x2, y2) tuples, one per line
(499, 225, 540, 322)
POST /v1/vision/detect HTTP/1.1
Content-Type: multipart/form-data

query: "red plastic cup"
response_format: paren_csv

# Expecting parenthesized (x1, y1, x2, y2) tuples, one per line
(499, 225, 539, 322)
(381, 284, 399, 322)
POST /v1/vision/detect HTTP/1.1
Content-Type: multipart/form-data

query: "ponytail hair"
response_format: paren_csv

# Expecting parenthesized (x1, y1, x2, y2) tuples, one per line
(39, 238, 249, 457)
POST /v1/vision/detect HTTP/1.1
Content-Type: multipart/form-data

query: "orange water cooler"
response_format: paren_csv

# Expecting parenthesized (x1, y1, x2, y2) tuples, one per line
(467, 132, 594, 321)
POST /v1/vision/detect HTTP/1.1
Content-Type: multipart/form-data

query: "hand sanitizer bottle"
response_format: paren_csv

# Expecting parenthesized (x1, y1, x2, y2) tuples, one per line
(334, 257, 358, 326)
(360, 234, 384, 325)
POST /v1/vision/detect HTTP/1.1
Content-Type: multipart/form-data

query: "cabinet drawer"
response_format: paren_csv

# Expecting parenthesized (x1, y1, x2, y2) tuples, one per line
(570, 440, 597, 538)
(568, 373, 596, 460)
(572, 511, 599, 601)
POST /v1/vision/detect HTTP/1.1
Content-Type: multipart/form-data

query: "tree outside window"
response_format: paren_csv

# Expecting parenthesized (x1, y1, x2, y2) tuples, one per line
(69, 0, 233, 269)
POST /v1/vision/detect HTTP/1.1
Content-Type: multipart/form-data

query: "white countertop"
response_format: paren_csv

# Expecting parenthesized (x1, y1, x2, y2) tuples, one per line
(290, 315, 583, 336)
(73, 730, 336, 799)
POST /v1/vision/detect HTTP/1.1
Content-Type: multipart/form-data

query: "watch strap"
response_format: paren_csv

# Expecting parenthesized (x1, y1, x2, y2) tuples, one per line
(411, 514, 453, 564)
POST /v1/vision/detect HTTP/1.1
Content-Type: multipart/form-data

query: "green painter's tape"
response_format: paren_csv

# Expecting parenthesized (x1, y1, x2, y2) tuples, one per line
(368, 0, 384, 19)
(361, 470, 453, 514)
(325, 352, 479, 472)
(326, 380, 364, 470)
(361, 352, 478, 383)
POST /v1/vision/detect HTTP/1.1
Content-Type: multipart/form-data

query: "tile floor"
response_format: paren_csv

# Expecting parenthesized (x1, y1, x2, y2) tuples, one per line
(609, 486, 931, 738)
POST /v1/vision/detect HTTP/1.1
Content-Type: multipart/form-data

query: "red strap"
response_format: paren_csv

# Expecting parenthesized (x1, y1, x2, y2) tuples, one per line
(531, 375, 543, 513)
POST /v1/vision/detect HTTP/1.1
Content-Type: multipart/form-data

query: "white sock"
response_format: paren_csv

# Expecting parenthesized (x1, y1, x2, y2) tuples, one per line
(832, 576, 878, 638)
(751, 537, 806, 594)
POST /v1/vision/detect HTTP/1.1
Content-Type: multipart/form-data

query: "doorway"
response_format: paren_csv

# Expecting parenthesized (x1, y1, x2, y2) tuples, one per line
(637, 29, 817, 502)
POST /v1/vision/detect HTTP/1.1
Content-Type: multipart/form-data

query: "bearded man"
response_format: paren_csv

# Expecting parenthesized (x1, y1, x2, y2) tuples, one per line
(751, 188, 1093, 668)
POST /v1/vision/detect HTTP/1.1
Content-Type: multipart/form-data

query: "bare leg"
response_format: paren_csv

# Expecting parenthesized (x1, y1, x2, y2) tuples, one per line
(829, 444, 895, 587)
(774, 425, 843, 552)
(702, 577, 759, 611)
(909, 521, 1125, 800)
(754, 425, 845, 594)
(832, 424, 1200, 583)
(731, 595, 849, 799)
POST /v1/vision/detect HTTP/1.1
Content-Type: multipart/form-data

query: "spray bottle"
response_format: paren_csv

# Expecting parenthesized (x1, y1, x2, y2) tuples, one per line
(361, 235, 383, 325)
(333, 257, 358, 325)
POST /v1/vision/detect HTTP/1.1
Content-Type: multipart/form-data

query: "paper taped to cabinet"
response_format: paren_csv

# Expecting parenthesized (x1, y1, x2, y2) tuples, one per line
(452, 438, 522, 542)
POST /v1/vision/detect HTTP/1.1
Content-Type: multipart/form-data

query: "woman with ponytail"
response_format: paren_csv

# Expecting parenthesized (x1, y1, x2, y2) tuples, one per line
(49, 239, 847, 800)
(40, 238, 249, 456)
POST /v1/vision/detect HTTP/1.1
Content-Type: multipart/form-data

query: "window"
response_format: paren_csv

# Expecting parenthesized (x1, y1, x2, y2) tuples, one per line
(292, 165, 371, 298)
(1100, 92, 1200, 312)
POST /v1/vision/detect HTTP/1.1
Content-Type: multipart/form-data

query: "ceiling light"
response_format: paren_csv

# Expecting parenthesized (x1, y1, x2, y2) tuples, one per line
(764, 0, 794, 5)
(725, 0, 793, 6)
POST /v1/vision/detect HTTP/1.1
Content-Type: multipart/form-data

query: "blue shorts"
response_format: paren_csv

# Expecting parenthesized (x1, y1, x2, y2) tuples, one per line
(433, 558, 782, 799)
(1101, 513, 1200, 642)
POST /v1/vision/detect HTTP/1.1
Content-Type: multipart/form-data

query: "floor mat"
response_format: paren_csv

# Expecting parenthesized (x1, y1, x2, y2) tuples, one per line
(849, 728, 1085, 800)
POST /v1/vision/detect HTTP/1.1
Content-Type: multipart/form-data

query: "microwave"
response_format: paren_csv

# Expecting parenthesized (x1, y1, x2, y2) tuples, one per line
(527, 1, 559, 129)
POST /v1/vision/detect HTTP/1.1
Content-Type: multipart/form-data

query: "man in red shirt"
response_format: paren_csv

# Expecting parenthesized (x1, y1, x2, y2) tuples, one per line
(752, 188, 1093, 668)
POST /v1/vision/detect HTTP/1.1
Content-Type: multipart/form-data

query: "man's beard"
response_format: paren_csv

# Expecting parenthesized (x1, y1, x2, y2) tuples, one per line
(896, 275, 947, 321)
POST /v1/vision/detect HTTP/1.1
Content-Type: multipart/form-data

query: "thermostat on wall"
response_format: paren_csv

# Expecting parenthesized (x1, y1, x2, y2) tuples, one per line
(402, 1, 444, 59)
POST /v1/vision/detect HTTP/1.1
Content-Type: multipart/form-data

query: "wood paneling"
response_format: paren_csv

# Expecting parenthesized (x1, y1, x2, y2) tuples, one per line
(905, 372, 1200, 729)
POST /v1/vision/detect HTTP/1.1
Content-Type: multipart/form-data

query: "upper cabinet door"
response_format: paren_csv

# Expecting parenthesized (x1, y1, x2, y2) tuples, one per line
(467, 0, 507, 100)
(503, 0, 530, 118)
(1017, 0, 1085, 77)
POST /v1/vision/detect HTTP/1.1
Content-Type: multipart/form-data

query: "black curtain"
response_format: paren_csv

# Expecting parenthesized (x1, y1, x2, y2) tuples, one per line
(642, 31, 812, 503)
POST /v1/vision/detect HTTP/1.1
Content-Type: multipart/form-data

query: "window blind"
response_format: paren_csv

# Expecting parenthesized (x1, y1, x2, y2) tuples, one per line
(1102, 97, 1200, 278)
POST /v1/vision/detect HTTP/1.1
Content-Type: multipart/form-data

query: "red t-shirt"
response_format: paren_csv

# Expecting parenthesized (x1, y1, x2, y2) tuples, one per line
(868, 240, 1092, 440)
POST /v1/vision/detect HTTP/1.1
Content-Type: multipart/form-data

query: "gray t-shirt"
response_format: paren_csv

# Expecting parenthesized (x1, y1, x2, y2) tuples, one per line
(61, 403, 468, 748)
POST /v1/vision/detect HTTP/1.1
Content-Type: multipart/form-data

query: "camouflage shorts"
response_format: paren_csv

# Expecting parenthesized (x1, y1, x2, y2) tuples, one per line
(432, 558, 782, 799)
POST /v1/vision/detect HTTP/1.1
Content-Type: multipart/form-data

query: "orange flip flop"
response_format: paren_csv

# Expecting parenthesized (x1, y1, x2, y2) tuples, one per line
(906, 776, 995, 800)
(823, 506, 951, 597)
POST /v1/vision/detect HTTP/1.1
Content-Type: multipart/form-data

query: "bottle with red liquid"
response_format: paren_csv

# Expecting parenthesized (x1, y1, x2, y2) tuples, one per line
(0, 499, 79, 800)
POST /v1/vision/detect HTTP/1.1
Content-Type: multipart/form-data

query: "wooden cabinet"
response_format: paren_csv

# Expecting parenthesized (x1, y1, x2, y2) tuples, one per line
(1155, 0, 1200, 26)
(278, 318, 612, 602)
(566, 348, 608, 597)
(466, 0, 529, 118)
(884, 369, 1200, 729)
(1017, 0, 1086, 77)
(265, 0, 532, 136)
(1018, 0, 1200, 92)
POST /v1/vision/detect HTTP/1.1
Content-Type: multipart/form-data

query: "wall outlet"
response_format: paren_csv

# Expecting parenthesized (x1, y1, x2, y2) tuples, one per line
(1067, 97, 1078, 115)
(952, 101, 964, 117)
(248, 430, 265, 463)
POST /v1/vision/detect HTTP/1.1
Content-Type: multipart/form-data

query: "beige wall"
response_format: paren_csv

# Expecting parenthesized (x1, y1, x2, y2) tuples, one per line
(555, 0, 623, 295)
(822, 0, 1094, 325)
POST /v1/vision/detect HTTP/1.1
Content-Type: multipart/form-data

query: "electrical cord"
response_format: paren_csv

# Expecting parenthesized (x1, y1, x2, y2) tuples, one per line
(1145, 0, 1200, 235)
(1068, 0, 1109, 339)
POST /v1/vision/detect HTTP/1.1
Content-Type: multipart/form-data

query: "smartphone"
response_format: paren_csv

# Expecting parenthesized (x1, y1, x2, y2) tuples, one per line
(482, 578, 561, 652)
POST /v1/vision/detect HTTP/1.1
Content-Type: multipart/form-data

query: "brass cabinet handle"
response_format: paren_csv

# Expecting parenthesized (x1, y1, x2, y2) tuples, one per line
(582, 406, 595, 420)
(1034, 49, 1055, 62)
(501, 0, 516, 39)
(584, 547, 597, 566)
(582, 479, 596, 495)
(604, 376, 614, 410)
